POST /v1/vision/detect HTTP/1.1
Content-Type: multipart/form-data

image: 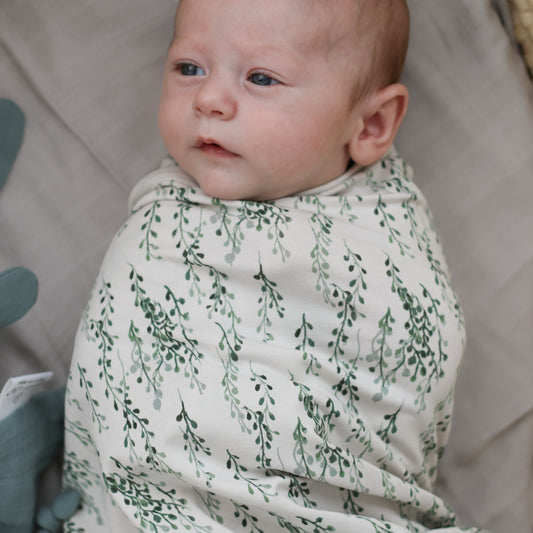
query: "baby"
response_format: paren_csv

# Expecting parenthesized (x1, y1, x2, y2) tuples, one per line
(63, 1, 483, 532)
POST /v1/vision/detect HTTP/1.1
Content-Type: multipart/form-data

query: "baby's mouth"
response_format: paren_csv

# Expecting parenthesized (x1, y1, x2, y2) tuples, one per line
(196, 138, 238, 158)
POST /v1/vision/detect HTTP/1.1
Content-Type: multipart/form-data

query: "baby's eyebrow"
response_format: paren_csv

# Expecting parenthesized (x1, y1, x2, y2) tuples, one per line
(166, 35, 187, 56)
(167, 32, 178, 52)
(167, 20, 185, 52)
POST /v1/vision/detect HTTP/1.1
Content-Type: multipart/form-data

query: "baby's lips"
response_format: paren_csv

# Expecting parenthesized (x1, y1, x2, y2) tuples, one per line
(196, 137, 239, 157)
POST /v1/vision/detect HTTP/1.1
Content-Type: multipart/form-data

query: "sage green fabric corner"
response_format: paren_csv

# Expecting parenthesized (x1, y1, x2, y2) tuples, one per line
(0, 388, 65, 533)
(0, 99, 38, 328)
(0, 267, 39, 328)
(0, 98, 25, 191)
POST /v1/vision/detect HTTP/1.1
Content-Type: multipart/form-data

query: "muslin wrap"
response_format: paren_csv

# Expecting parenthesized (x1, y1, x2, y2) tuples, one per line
(63, 149, 482, 532)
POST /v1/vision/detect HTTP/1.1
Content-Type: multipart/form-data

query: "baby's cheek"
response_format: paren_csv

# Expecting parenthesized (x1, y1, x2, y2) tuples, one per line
(158, 111, 183, 153)
(157, 102, 172, 141)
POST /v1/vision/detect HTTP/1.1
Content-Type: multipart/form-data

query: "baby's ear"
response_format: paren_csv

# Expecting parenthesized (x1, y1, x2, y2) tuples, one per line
(348, 84, 408, 167)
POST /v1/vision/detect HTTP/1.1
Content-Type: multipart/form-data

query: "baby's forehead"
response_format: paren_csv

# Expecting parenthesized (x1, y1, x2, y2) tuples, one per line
(173, 0, 359, 45)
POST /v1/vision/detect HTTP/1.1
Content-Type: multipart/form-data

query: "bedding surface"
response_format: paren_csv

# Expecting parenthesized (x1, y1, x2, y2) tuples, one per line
(1, 1, 532, 531)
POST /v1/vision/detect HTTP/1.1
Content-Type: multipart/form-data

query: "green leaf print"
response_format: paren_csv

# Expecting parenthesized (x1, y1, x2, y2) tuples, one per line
(366, 156, 421, 259)
(292, 417, 315, 478)
(194, 490, 224, 527)
(104, 458, 212, 533)
(358, 517, 396, 533)
(373, 195, 412, 257)
(294, 314, 321, 376)
(63, 450, 105, 527)
(245, 202, 292, 261)
(218, 323, 252, 434)
(82, 278, 177, 471)
(292, 379, 338, 441)
(294, 195, 336, 302)
(376, 404, 403, 444)
(328, 242, 367, 372)
(309, 211, 333, 301)
(226, 451, 277, 503)
(368, 155, 465, 327)
(287, 475, 317, 509)
(153, 180, 200, 204)
(340, 487, 364, 515)
(210, 199, 292, 263)
(128, 321, 163, 410)
(129, 266, 206, 393)
(315, 440, 359, 482)
(232, 501, 264, 533)
(295, 515, 336, 533)
(337, 185, 360, 223)
(249, 364, 279, 468)
(331, 356, 360, 419)
(418, 393, 453, 482)
(254, 261, 285, 342)
(172, 200, 240, 323)
(367, 307, 396, 396)
(64, 412, 98, 450)
(346, 417, 374, 459)
(369, 257, 449, 411)
(270, 512, 335, 533)
(328, 286, 358, 369)
(173, 204, 207, 303)
(164, 285, 206, 391)
(176, 399, 215, 486)
(139, 201, 163, 261)
(290, 379, 362, 483)
(76, 363, 108, 432)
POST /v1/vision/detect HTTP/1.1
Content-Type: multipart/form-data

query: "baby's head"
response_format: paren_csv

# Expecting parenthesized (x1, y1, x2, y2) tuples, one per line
(159, 0, 410, 201)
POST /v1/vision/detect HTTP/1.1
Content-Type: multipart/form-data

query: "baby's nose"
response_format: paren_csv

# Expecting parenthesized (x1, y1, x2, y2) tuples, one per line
(193, 75, 237, 120)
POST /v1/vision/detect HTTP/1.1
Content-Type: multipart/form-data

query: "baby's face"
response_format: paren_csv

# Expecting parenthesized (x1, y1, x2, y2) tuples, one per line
(159, 0, 363, 201)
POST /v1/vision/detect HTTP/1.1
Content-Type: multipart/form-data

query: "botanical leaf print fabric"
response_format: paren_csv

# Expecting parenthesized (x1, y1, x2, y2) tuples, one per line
(63, 149, 483, 533)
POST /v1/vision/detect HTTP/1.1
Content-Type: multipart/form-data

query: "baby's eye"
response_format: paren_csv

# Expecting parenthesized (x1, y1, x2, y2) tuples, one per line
(176, 63, 205, 76)
(248, 72, 280, 86)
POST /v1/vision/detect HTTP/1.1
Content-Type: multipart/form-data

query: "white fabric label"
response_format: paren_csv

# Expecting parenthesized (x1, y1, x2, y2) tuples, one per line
(0, 371, 53, 420)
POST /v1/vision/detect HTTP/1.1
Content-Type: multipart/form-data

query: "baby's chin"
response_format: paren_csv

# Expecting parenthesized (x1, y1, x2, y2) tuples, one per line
(201, 185, 274, 202)
(178, 159, 325, 202)
(184, 169, 272, 202)
(190, 174, 259, 202)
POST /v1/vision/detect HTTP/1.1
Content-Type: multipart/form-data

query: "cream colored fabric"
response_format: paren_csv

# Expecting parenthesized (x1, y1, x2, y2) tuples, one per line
(65, 153, 477, 532)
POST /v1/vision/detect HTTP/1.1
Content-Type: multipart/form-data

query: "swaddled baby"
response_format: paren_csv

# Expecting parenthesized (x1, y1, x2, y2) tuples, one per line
(63, 1, 483, 532)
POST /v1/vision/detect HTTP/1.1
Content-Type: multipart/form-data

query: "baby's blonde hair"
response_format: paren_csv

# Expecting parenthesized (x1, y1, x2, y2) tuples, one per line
(351, 0, 410, 100)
